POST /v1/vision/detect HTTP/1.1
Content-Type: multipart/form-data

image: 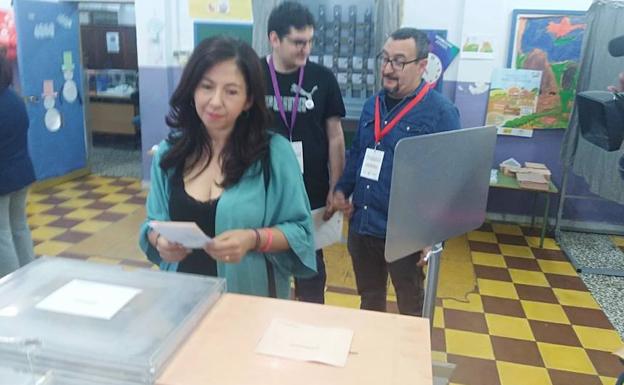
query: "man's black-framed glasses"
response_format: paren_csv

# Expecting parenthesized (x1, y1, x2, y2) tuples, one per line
(376, 53, 423, 71)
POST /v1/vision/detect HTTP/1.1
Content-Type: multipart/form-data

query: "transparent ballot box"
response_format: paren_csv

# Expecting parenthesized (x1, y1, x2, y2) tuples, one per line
(0, 257, 226, 385)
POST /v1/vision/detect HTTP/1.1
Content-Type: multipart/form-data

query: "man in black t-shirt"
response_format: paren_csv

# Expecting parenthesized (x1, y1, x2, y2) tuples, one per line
(263, 2, 346, 304)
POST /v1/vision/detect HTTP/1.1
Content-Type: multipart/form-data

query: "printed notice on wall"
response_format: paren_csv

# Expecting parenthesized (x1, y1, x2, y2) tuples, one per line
(106, 31, 120, 53)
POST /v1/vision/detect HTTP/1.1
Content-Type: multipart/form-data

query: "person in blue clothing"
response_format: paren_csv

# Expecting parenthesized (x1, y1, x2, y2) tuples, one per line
(332, 28, 462, 316)
(0, 49, 36, 277)
(139, 36, 316, 299)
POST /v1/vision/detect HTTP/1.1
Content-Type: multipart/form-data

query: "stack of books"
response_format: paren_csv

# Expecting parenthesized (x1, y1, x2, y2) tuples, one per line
(516, 162, 551, 191)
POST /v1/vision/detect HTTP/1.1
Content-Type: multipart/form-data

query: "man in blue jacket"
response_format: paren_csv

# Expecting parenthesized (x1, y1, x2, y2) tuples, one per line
(332, 28, 461, 316)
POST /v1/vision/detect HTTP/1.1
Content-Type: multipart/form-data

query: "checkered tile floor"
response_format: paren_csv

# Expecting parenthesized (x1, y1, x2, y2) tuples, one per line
(25, 176, 624, 385)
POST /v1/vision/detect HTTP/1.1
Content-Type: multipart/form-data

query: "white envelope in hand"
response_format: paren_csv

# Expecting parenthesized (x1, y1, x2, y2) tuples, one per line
(149, 221, 212, 249)
(311, 208, 344, 250)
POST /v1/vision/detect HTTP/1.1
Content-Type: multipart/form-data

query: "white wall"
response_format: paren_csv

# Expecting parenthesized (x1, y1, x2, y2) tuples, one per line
(0, 0, 11, 9)
(402, 0, 465, 80)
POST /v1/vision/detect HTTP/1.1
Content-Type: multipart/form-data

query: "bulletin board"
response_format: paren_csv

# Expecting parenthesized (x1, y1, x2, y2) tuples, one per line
(194, 22, 252, 46)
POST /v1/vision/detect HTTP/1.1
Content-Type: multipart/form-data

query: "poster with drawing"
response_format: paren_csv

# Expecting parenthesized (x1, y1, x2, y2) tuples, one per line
(507, 10, 586, 129)
(188, 0, 252, 22)
(486, 68, 542, 134)
(461, 35, 495, 60)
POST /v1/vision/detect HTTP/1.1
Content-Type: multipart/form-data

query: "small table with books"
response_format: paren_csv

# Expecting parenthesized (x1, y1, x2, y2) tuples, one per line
(489, 170, 559, 248)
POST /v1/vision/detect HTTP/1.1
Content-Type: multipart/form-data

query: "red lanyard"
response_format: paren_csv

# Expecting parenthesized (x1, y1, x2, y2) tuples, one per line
(374, 82, 431, 144)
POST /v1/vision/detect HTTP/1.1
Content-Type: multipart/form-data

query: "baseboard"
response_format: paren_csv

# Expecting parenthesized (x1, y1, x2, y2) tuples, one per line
(486, 212, 624, 235)
(30, 167, 91, 192)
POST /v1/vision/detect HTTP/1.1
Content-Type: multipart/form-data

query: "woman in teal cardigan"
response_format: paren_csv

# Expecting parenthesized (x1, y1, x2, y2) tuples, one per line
(139, 36, 316, 298)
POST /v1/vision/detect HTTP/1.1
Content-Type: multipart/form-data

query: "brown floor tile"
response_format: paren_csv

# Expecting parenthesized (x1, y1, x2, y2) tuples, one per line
(38, 196, 68, 205)
(548, 369, 602, 385)
(33, 239, 43, 247)
(56, 252, 90, 260)
(447, 354, 501, 385)
(478, 222, 493, 232)
(586, 349, 623, 378)
(496, 234, 529, 246)
(481, 295, 526, 318)
(545, 274, 587, 291)
(109, 180, 135, 187)
(563, 306, 614, 329)
(529, 320, 582, 347)
(532, 248, 568, 261)
(80, 192, 107, 200)
(443, 308, 489, 333)
(469, 241, 501, 254)
(386, 301, 399, 314)
(48, 218, 83, 229)
(514, 284, 558, 304)
(431, 327, 446, 351)
(72, 182, 97, 191)
(52, 231, 92, 244)
(117, 187, 143, 195)
(474, 265, 512, 282)
(126, 196, 147, 205)
(93, 212, 127, 222)
(36, 187, 63, 195)
(490, 335, 544, 366)
(85, 202, 115, 210)
(436, 298, 443, 306)
(521, 226, 543, 237)
(504, 256, 541, 271)
(326, 285, 358, 295)
(41, 207, 74, 216)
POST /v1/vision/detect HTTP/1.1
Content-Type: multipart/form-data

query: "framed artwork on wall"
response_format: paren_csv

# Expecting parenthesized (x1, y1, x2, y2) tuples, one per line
(506, 9, 586, 130)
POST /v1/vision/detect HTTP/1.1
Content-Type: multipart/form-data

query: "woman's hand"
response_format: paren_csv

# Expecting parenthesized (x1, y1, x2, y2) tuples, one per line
(153, 232, 191, 262)
(204, 229, 256, 263)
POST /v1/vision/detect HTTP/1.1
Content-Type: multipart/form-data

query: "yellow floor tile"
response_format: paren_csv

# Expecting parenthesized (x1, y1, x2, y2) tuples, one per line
(30, 226, 67, 241)
(85, 256, 122, 265)
(91, 185, 125, 194)
(526, 236, 560, 250)
(34, 240, 73, 256)
(552, 288, 600, 309)
(573, 325, 623, 352)
(538, 342, 597, 375)
(431, 350, 447, 363)
(58, 198, 95, 209)
(107, 203, 143, 214)
(467, 231, 498, 243)
(492, 223, 524, 236)
(496, 361, 553, 385)
(433, 306, 444, 328)
(537, 260, 578, 276)
(324, 291, 360, 309)
(56, 181, 83, 189)
(485, 313, 535, 341)
(27, 214, 60, 227)
(521, 300, 570, 324)
(71, 220, 112, 233)
(64, 208, 102, 220)
(53, 189, 87, 199)
(477, 278, 519, 299)
(612, 236, 624, 247)
(444, 329, 495, 360)
(99, 193, 132, 204)
(472, 252, 507, 268)
(498, 244, 534, 259)
(509, 269, 550, 287)
(442, 293, 484, 313)
(601, 376, 617, 385)
(26, 203, 54, 215)
(84, 176, 114, 185)
(26, 193, 48, 202)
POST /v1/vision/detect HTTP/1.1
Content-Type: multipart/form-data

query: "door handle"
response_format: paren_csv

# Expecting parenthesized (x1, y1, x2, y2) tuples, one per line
(24, 95, 40, 104)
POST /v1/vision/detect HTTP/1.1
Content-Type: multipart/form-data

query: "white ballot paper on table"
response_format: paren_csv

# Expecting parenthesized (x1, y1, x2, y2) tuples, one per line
(255, 318, 354, 367)
(35, 279, 141, 320)
(311, 208, 344, 250)
(149, 221, 212, 249)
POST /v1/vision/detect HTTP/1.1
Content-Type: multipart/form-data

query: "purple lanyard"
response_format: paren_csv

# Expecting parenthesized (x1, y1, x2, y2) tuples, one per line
(268, 55, 305, 140)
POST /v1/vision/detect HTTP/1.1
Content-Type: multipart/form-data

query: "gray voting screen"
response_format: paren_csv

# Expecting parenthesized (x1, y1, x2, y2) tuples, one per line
(385, 126, 497, 262)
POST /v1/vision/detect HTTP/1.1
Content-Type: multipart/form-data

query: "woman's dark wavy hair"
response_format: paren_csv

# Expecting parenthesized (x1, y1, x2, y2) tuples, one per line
(162, 36, 271, 188)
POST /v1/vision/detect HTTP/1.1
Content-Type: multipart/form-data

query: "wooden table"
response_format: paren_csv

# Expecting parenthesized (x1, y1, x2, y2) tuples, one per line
(156, 294, 433, 385)
(490, 170, 559, 248)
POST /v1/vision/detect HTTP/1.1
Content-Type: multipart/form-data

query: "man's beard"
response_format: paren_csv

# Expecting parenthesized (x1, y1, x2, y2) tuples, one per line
(383, 76, 400, 96)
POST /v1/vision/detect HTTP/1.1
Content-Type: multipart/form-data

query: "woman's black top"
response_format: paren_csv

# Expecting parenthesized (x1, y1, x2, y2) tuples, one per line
(169, 167, 219, 276)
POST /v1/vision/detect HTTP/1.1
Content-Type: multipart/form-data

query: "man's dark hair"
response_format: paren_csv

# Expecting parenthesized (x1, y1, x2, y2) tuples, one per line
(267, 1, 315, 39)
(390, 28, 430, 60)
(0, 48, 12, 91)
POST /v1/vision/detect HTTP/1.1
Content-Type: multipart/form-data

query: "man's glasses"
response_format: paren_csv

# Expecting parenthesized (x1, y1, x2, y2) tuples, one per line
(285, 36, 314, 49)
(376, 53, 423, 71)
